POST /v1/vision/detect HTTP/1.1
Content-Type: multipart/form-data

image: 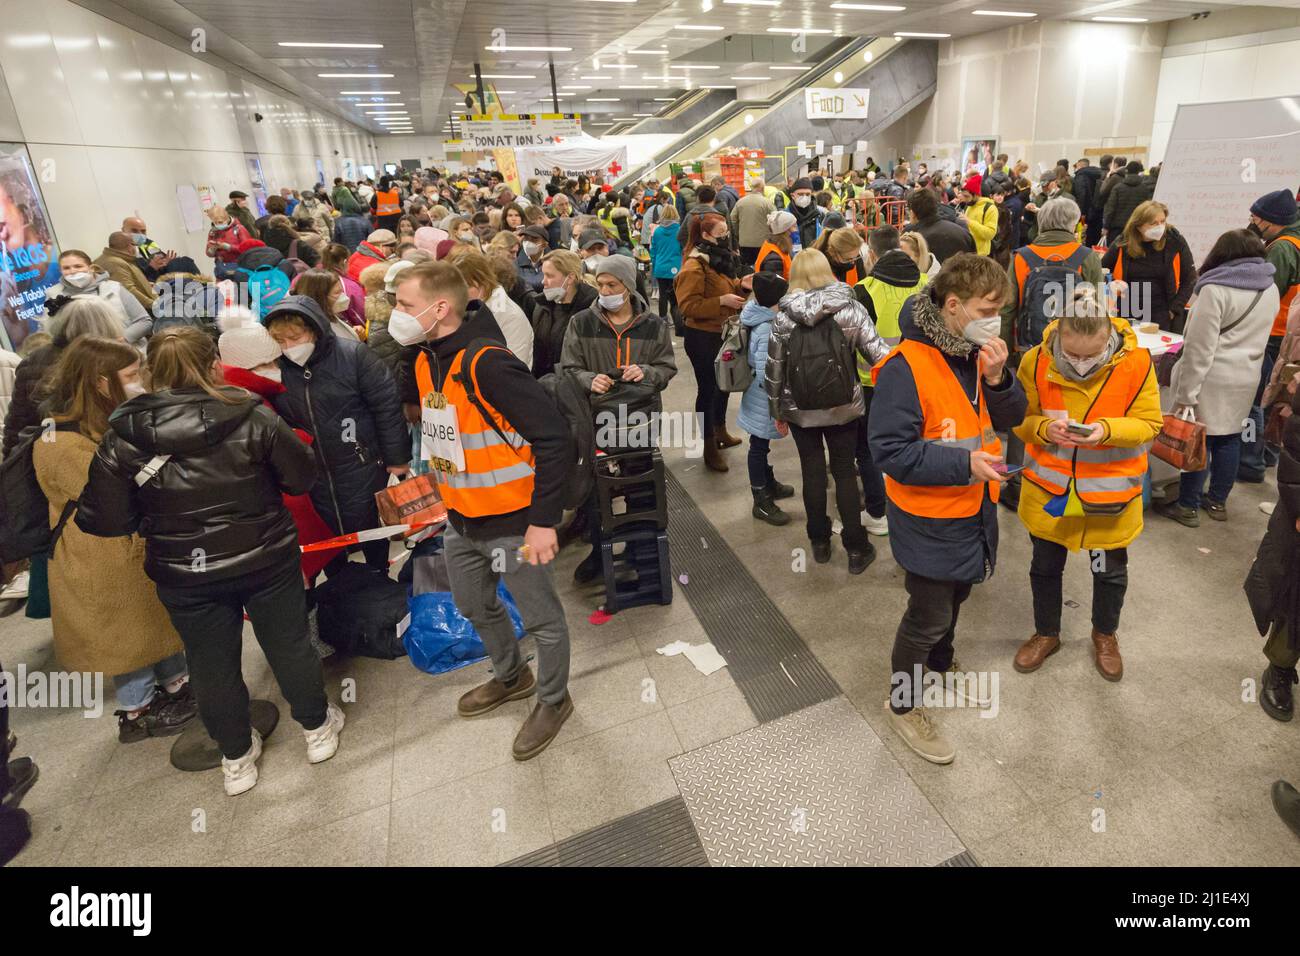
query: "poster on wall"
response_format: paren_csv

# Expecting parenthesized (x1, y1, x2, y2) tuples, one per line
(176, 185, 205, 234)
(0, 142, 62, 352)
(960, 137, 998, 176)
(197, 185, 218, 211)
(316, 158, 326, 185)
(244, 153, 268, 217)
(342, 158, 357, 181)
(514, 142, 629, 186)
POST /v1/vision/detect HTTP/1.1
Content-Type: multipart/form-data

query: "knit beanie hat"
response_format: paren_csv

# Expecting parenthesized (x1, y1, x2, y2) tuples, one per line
(752, 271, 788, 308)
(384, 259, 415, 293)
(767, 210, 796, 234)
(791, 178, 813, 193)
(595, 254, 637, 295)
(218, 307, 281, 368)
(414, 226, 446, 254)
(1250, 189, 1298, 226)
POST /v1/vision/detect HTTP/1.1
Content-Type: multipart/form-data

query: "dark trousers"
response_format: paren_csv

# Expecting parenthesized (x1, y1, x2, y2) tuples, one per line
(890, 572, 972, 713)
(0, 658, 9, 794)
(747, 435, 778, 491)
(1179, 433, 1242, 508)
(156, 558, 328, 759)
(1029, 536, 1128, 637)
(1241, 335, 1283, 476)
(740, 245, 761, 267)
(656, 277, 680, 333)
(790, 421, 866, 551)
(852, 386, 887, 519)
(683, 326, 729, 437)
(1084, 214, 1104, 249)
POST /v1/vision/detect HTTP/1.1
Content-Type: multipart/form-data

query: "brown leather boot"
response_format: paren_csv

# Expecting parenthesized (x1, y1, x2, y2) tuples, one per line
(704, 441, 729, 472)
(1013, 634, 1060, 673)
(714, 425, 742, 449)
(1091, 629, 1123, 682)
(457, 666, 536, 717)
(512, 694, 574, 760)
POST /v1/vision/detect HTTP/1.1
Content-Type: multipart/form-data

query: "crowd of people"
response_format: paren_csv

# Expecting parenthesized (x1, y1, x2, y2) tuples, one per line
(1, 154, 1299, 863)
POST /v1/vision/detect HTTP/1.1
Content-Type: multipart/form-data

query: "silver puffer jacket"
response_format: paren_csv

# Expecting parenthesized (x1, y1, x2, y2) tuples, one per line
(765, 282, 891, 427)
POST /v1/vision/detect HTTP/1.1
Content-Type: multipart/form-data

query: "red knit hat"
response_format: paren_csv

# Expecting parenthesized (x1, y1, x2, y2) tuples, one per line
(963, 174, 983, 196)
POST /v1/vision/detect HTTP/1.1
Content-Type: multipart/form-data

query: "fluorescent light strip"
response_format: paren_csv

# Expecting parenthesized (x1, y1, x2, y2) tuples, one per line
(972, 9, 1035, 16)
(318, 73, 394, 78)
(366, 110, 409, 114)
(666, 64, 720, 70)
(768, 27, 832, 34)
(674, 24, 725, 30)
(339, 90, 400, 95)
(580, 75, 614, 80)
(632, 113, 654, 116)
(484, 45, 571, 51)
(770, 65, 811, 71)
(588, 97, 621, 101)
(1092, 15, 1147, 21)
(279, 41, 383, 49)
(700, 84, 736, 89)
(893, 31, 949, 37)
(477, 74, 536, 79)
(653, 97, 676, 101)
(731, 75, 771, 80)
(829, 2, 905, 9)
(626, 49, 669, 55)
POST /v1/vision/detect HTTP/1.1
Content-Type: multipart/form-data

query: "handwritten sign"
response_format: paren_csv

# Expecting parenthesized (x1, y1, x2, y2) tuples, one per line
(805, 87, 870, 120)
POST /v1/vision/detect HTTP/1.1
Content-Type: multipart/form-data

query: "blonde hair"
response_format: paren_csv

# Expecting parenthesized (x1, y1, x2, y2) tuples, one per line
(822, 227, 862, 261)
(541, 249, 582, 280)
(442, 246, 499, 298)
(899, 231, 930, 271)
(787, 248, 837, 292)
(399, 261, 469, 315)
(1121, 200, 1169, 259)
(1059, 285, 1110, 337)
(147, 326, 240, 403)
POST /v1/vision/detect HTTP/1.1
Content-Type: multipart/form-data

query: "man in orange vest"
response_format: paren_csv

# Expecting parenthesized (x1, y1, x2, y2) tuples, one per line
(869, 254, 1027, 765)
(389, 262, 577, 760)
(371, 176, 402, 233)
(1241, 189, 1300, 482)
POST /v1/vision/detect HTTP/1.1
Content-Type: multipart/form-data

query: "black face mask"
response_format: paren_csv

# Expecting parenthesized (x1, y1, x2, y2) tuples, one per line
(1246, 221, 1265, 239)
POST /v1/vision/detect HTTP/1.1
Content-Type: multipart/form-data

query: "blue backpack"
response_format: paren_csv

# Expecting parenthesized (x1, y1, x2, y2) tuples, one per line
(238, 265, 291, 318)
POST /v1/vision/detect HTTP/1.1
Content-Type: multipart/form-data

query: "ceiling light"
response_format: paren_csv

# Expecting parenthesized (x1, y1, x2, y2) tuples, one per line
(701, 84, 736, 89)
(563, 85, 593, 89)
(318, 73, 393, 78)
(667, 64, 720, 70)
(724, 0, 781, 4)
(1091, 15, 1148, 21)
(366, 110, 409, 114)
(633, 113, 654, 116)
(478, 74, 536, 79)
(863, 50, 873, 62)
(675, 24, 725, 30)
(770, 65, 811, 70)
(973, 9, 1035, 16)
(604, 64, 638, 70)
(484, 45, 571, 51)
(588, 97, 621, 101)
(767, 27, 832, 34)
(653, 97, 676, 101)
(619, 85, 660, 89)
(627, 49, 670, 55)
(830, 2, 905, 9)
(580, 75, 614, 80)
(731, 75, 771, 80)
(833, 70, 844, 81)
(893, 31, 950, 37)
(339, 90, 399, 95)
(279, 41, 383, 49)
(709, 137, 720, 148)
(744, 113, 754, 124)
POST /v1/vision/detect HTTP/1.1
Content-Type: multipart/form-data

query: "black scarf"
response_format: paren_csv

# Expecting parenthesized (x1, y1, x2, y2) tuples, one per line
(696, 237, 739, 278)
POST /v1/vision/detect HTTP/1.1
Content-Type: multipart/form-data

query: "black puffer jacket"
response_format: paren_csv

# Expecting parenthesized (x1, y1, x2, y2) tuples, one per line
(531, 280, 597, 377)
(2, 344, 61, 458)
(1245, 385, 1300, 648)
(266, 295, 410, 536)
(1104, 172, 1154, 232)
(75, 388, 316, 586)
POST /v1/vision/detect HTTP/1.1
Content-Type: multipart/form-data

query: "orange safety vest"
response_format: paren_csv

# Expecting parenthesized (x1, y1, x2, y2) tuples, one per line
(1022, 345, 1152, 507)
(1268, 234, 1300, 337)
(870, 339, 1001, 518)
(755, 240, 791, 280)
(375, 189, 401, 217)
(1111, 246, 1181, 293)
(415, 347, 535, 518)
(1014, 242, 1085, 300)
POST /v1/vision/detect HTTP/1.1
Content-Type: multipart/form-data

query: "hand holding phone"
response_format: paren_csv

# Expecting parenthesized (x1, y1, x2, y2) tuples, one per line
(1065, 421, 1094, 437)
(990, 462, 1024, 477)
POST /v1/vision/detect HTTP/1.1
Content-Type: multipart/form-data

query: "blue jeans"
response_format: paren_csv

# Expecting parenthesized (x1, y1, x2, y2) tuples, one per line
(112, 652, 189, 711)
(1240, 336, 1282, 476)
(1179, 433, 1242, 508)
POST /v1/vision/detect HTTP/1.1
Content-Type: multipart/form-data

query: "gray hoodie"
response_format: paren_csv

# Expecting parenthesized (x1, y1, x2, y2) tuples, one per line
(765, 282, 890, 427)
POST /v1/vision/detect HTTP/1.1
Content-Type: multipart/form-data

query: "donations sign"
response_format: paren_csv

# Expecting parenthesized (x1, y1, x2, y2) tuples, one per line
(461, 114, 583, 149)
(804, 87, 870, 120)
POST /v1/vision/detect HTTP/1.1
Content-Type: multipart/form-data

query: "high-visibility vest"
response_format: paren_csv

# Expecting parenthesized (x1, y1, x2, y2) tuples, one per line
(870, 338, 1002, 518)
(415, 346, 536, 518)
(755, 240, 791, 279)
(1268, 234, 1300, 337)
(1022, 344, 1152, 507)
(1112, 246, 1182, 294)
(855, 274, 928, 367)
(374, 189, 401, 217)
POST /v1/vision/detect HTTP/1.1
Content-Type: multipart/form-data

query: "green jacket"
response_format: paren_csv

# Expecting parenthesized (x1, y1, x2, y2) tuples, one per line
(1266, 219, 1300, 305)
(1000, 228, 1105, 347)
(226, 202, 259, 238)
(331, 184, 365, 216)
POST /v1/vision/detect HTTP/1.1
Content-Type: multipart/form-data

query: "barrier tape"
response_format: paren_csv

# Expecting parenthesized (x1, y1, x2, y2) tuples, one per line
(300, 518, 445, 553)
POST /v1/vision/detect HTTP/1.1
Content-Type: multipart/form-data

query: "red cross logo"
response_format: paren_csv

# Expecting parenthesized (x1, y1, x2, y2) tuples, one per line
(607, 160, 623, 177)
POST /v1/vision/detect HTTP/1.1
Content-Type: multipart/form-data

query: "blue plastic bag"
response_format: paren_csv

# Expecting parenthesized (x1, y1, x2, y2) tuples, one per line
(402, 585, 525, 675)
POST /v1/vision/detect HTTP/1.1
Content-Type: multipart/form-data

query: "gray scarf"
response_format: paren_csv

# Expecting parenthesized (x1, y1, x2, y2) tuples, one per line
(1050, 327, 1121, 383)
(911, 287, 975, 358)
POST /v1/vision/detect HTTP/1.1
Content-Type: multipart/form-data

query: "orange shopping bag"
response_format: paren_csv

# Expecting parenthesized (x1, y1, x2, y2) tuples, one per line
(1151, 407, 1206, 472)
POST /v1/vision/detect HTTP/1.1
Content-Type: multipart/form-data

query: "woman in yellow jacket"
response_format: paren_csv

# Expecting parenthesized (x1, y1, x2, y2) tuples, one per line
(1011, 290, 1163, 682)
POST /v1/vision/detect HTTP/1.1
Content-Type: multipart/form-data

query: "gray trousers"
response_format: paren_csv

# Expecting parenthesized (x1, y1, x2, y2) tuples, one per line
(443, 524, 571, 705)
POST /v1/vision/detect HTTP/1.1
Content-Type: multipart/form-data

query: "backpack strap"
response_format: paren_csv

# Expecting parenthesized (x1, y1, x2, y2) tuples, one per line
(134, 454, 171, 487)
(47, 499, 77, 559)
(454, 339, 515, 450)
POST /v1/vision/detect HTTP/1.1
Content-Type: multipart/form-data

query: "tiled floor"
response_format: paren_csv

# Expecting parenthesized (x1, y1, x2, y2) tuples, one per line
(5, 334, 1300, 866)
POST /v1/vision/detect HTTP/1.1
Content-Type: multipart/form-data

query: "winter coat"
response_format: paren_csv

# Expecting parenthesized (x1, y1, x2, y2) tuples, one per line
(650, 222, 683, 279)
(75, 387, 317, 587)
(904, 215, 974, 265)
(963, 196, 999, 256)
(206, 219, 254, 263)
(293, 197, 335, 241)
(363, 292, 404, 372)
(226, 201, 259, 238)
(1244, 383, 1300, 644)
(1013, 319, 1163, 551)
(1102, 228, 1197, 330)
(791, 199, 825, 249)
(981, 169, 1013, 198)
(516, 248, 545, 293)
(266, 296, 410, 538)
(0, 349, 20, 424)
(1072, 165, 1104, 221)
(93, 246, 156, 310)
(1103, 173, 1154, 232)
(44, 272, 152, 345)
(331, 185, 365, 216)
(714, 185, 739, 217)
(531, 281, 597, 378)
(34, 427, 183, 674)
(2, 343, 60, 458)
(765, 283, 890, 427)
(559, 305, 676, 413)
(333, 214, 371, 253)
(346, 241, 392, 283)
(737, 300, 782, 441)
(486, 285, 534, 371)
(676, 248, 745, 335)
(262, 224, 320, 268)
(868, 288, 1029, 583)
(1170, 261, 1281, 435)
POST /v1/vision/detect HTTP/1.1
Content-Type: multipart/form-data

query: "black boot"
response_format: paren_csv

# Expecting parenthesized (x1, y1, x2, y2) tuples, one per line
(1261, 664, 1296, 722)
(573, 547, 602, 585)
(116, 692, 198, 743)
(847, 542, 876, 575)
(811, 540, 832, 564)
(0, 806, 31, 866)
(766, 473, 795, 500)
(1, 757, 37, 810)
(1272, 781, 1300, 839)
(752, 489, 791, 526)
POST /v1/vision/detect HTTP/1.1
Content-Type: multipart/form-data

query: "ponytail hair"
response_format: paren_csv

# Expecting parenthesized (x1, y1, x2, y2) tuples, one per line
(146, 326, 242, 403)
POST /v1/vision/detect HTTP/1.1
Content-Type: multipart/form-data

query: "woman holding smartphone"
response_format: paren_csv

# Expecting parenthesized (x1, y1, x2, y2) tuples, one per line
(1011, 288, 1163, 682)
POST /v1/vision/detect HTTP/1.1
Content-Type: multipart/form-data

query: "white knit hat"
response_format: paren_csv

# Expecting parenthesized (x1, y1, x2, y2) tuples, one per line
(384, 259, 415, 293)
(218, 307, 281, 368)
(767, 209, 797, 234)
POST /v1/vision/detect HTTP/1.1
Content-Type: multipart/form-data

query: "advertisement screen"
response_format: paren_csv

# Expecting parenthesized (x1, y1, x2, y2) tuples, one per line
(0, 143, 61, 352)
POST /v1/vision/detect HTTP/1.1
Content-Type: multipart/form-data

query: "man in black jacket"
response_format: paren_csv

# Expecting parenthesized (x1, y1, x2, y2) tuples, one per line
(1104, 161, 1155, 242)
(903, 188, 974, 264)
(1072, 158, 1103, 236)
(391, 262, 576, 760)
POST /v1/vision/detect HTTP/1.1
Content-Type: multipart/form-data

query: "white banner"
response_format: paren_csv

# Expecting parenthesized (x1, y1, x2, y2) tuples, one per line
(805, 87, 870, 120)
(461, 114, 583, 149)
(514, 142, 630, 185)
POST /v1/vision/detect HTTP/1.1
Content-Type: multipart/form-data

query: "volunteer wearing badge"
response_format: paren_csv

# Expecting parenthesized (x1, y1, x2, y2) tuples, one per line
(391, 261, 577, 761)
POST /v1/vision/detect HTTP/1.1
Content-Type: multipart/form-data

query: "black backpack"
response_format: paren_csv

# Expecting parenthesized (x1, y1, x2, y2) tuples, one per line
(313, 563, 408, 659)
(0, 421, 83, 563)
(784, 317, 857, 411)
(1015, 244, 1091, 350)
(459, 339, 595, 512)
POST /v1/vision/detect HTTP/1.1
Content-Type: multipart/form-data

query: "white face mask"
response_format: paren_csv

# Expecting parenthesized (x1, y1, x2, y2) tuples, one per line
(542, 284, 566, 302)
(332, 293, 350, 314)
(456, 232, 473, 242)
(523, 241, 544, 257)
(283, 342, 315, 366)
(598, 292, 625, 311)
(793, 194, 812, 209)
(122, 382, 146, 399)
(1142, 224, 1166, 241)
(389, 301, 440, 346)
(65, 272, 94, 288)
(1063, 354, 1101, 377)
(959, 304, 1000, 346)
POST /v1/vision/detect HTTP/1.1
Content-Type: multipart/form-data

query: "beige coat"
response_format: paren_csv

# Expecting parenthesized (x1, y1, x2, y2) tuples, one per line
(33, 428, 183, 676)
(93, 246, 157, 310)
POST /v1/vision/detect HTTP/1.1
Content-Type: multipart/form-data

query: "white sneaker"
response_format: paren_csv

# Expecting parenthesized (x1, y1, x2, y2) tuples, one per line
(1260, 501, 1276, 516)
(222, 730, 263, 796)
(0, 570, 29, 600)
(862, 511, 889, 536)
(304, 704, 345, 764)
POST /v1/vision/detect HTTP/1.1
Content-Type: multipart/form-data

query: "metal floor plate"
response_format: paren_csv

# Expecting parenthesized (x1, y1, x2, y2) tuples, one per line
(502, 797, 709, 867)
(670, 697, 968, 867)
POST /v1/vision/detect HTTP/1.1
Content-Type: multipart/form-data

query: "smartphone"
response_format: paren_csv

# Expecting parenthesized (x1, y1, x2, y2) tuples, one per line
(1065, 422, 1095, 437)
(991, 462, 1025, 477)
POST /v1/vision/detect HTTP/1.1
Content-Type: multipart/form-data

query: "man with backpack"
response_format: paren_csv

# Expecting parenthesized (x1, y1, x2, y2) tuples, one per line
(997, 197, 1104, 508)
(390, 262, 577, 761)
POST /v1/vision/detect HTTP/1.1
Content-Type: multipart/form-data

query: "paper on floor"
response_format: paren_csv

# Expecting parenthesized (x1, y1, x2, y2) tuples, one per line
(655, 639, 728, 676)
